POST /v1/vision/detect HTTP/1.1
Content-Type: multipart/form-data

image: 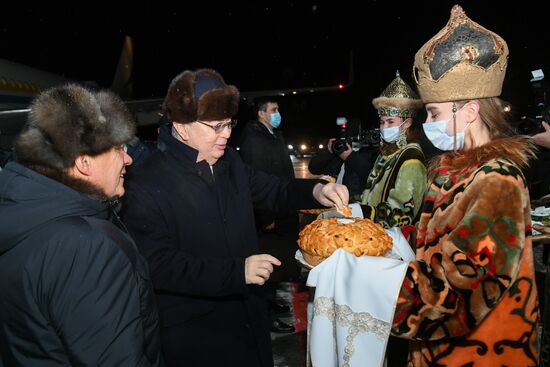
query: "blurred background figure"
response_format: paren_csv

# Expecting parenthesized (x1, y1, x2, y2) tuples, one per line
(239, 97, 300, 332)
(526, 120, 550, 200)
(239, 96, 298, 333)
(533, 121, 550, 149)
(308, 116, 377, 202)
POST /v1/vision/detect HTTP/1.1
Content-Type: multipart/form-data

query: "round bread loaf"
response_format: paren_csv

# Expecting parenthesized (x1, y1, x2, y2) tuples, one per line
(298, 217, 392, 266)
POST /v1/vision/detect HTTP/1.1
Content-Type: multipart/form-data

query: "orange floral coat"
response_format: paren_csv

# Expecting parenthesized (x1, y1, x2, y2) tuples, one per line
(392, 137, 540, 366)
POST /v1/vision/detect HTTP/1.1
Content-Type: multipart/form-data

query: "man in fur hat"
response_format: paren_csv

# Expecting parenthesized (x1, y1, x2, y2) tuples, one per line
(120, 68, 349, 367)
(0, 84, 163, 366)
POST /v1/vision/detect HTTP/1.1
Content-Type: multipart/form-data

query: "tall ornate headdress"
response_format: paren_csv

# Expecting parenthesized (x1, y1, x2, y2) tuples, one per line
(372, 71, 422, 119)
(413, 4, 508, 103)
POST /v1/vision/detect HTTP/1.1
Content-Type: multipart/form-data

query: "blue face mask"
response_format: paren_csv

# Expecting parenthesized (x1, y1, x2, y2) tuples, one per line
(269, 112, 282, 128)
(423, 119, 470, 151)
(381, 120, 406, 143)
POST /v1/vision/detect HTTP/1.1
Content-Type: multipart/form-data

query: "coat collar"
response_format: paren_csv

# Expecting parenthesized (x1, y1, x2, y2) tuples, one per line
(248, 120, 278, 137)
(432, 136, 537, 172)
(157, 123, 230, 177)
(158, 123, 200, 164)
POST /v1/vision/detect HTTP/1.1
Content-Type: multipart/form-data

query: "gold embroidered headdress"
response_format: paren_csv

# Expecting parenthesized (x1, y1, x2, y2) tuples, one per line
(413, 4, 508, 103)
(372, 71, 422, 119)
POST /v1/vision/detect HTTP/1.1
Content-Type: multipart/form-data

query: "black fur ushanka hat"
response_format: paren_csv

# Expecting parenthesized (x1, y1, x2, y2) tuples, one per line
(162, 68, 240, 123)
(15, 84, 135, 170)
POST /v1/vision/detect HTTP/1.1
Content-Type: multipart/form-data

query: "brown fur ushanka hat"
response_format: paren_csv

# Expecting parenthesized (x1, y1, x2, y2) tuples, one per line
(163, 68, 240, 123)
(15, 84, 135, 170)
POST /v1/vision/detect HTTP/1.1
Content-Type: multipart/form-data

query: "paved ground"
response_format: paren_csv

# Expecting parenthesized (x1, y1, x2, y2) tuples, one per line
(270, 157, 317, 367)
(271, 281, 310, 367)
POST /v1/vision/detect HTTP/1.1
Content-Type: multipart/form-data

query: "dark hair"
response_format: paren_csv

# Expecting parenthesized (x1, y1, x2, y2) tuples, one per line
(380, 115, 423, 156)
(405, 116, 423, 144)
(253, 96, 279, 115)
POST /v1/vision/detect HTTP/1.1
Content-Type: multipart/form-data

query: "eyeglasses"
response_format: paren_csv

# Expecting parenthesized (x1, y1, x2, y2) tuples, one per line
(195, 119, 238, 133)
(114, 144, 128, 153)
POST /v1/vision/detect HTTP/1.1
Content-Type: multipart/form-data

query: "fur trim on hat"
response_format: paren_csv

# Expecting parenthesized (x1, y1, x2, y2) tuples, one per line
(372, 97, 424, 111)
(163, 68, 240, 123)
(372, 71, 423, 118)
(15, 84, 135, 170)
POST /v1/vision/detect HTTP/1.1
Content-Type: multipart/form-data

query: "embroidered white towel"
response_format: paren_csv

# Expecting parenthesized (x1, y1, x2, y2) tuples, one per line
(306, 227, 414, 367)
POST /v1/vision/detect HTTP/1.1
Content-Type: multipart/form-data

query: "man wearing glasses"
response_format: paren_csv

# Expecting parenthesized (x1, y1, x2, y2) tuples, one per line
(121, 68, 349, 367)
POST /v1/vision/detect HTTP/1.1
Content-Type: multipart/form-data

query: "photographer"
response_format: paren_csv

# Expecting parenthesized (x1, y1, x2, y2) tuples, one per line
(533, 121, 550, 148)
(308, 117, 377, 202)
(516, 85, 550, 200)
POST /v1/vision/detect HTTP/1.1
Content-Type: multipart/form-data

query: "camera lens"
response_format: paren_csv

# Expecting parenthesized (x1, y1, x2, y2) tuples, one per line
(332, 139, 346, 155)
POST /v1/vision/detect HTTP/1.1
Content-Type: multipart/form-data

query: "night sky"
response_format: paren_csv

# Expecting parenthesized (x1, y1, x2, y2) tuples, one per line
(2, 1, 549, 144)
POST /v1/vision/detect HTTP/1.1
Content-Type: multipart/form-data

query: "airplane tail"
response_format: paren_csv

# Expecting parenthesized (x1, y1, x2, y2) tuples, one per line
(111, 35, 134, 99)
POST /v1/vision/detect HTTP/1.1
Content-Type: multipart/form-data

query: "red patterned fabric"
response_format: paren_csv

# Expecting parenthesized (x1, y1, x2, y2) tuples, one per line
(392, 137, 540, 366)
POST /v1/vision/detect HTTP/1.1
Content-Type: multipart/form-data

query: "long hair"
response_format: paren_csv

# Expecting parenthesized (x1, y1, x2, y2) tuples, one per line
(426, 97, 520, 179)
(476, 97, 516, 139)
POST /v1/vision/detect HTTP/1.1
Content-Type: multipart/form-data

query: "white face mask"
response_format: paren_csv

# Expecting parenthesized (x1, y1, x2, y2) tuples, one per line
(423, 119, 470, 151)
(381, 120, 405, 143)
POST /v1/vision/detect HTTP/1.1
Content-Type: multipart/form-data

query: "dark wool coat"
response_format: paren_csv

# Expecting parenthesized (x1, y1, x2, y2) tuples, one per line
(238, 120, 302, 282)
(238, 120, 294, 180)
(238, 120, 295, 228)
(0, 162, 162, 367)
(121, 125, 321, 367)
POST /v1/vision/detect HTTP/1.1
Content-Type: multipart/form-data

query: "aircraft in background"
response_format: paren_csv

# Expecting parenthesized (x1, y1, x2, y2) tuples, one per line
(0, 36, 134, 144)
(123, 49, 354, 127)
(0, 38, 353, 149)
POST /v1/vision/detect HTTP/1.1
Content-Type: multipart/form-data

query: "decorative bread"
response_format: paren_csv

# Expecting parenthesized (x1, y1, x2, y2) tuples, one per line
(336, 205, 352, 217)
(298, 217, 393, 266)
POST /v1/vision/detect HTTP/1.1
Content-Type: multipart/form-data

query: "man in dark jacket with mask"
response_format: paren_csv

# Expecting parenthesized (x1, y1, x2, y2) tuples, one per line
(238, 97, 299, 333)
(121, 68, 349, 367)
(0, 84, 163, 367)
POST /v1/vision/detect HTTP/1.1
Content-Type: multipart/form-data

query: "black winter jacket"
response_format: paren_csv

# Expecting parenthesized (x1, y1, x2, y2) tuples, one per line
(308, 147, 376, 201)
(238, 120, 296, 228)
(0, 162, 162, 367)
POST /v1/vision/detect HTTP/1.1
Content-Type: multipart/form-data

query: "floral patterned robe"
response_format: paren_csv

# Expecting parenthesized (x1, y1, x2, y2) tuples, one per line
(392, 136, 540, 366)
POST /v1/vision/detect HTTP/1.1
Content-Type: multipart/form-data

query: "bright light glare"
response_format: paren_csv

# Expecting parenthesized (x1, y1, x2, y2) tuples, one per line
(318, 144, 324, 149)
(300, 144, 307, 151)
(287, 144, 294, 150)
